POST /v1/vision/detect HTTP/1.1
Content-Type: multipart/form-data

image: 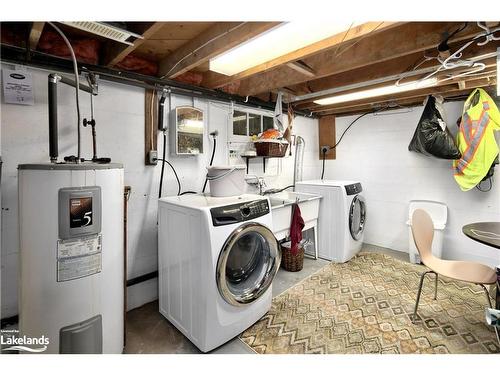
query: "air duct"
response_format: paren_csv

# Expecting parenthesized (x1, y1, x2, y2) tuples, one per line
(60, 22, 143, 45)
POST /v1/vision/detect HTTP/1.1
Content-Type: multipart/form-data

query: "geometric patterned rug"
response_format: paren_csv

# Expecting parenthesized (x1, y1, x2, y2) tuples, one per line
(240, 252, 499, 354)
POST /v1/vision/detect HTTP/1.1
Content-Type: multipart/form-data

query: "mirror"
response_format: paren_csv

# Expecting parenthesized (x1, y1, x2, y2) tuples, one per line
(174, 106, 204, 155)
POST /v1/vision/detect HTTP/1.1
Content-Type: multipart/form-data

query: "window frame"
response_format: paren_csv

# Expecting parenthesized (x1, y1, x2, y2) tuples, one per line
(229, 106, 275, 142)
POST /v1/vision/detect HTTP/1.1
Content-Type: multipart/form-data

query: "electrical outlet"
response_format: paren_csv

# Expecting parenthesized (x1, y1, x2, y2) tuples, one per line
(148, 150, 158, 165)
(321, 145, 329, 154)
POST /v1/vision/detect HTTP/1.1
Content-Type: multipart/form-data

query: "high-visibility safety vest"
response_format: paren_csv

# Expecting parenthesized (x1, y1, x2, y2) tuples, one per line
(453, 88, 500, 191)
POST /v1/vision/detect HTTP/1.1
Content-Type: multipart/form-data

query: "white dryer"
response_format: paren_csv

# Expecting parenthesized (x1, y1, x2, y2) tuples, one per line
(295, 180, 366, 263)
(158, 194, 280, 352)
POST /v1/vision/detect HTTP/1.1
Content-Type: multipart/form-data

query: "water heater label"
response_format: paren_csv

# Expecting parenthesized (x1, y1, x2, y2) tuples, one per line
(57, 234, 102, 282)
(70, 197, 93, 228)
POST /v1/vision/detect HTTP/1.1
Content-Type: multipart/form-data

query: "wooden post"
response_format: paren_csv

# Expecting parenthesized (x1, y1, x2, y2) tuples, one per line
(318, 115, 336, 160)
(145, 89, 158, 165)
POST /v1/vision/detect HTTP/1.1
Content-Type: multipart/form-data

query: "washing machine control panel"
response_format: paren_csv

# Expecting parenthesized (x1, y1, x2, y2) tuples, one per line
(211, 199, 270, 226)
(345, 183, 362, 195)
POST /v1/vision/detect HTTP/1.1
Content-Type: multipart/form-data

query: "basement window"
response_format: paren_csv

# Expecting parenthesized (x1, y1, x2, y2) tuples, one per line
(232, 110, 248, 136)
(231, 109, 275, 139)
(263, 116, 274, 131)
(249, 113, 261, 136)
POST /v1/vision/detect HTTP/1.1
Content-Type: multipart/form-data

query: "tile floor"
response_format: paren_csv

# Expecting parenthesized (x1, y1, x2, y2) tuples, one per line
(124, 244, 409, 354)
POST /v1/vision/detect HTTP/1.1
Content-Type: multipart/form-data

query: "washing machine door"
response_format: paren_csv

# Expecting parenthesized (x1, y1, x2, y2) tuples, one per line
(349, 194, 366, 240)
(216, 222, 281, 306)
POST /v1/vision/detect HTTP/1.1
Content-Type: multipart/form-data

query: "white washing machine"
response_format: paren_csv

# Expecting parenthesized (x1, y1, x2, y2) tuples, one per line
(295, 180, 366, 263)
(158, 193, 280, 352)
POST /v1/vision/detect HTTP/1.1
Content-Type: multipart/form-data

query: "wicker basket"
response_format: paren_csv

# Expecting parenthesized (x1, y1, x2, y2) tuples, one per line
(254, 140, 288, 157)
(280, 242, 304, 272)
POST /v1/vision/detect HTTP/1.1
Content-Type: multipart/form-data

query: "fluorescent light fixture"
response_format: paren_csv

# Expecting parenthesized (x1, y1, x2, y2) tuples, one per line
(314, 78, 438, 106)
(209, 21, 359, 76)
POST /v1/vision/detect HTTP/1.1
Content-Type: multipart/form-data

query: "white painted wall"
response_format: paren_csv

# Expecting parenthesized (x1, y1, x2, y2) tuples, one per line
(327, 101, 500, 266)
(0, 63, 319, 318)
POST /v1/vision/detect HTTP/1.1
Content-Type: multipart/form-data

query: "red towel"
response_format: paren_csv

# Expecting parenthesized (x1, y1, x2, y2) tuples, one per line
(290, 203, 305, 256)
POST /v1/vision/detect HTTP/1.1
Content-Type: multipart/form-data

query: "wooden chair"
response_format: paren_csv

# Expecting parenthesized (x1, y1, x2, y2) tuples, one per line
(410, 209, 496, 325)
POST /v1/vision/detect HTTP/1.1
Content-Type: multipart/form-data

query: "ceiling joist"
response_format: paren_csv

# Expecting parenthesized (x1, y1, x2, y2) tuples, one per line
(236, 22, 483, 97)
(104, 22, 165, 66)
(2, 21, 497, 118)
(28, 22, 45, 50)
(286, 61, 316, 77)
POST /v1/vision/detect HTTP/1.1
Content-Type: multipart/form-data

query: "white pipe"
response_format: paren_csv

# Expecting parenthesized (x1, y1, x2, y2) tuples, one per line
(47, 22, 81, 162)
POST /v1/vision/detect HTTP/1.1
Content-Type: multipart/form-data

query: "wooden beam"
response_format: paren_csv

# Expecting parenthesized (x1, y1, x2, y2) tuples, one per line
(286, 61, 316, 77)
(204, 22, 400, 89)
(105, 22, 164, 66)
(158, 22, 280, 78)
(29, 22, 45, 50)
(236, 22, 482, 96)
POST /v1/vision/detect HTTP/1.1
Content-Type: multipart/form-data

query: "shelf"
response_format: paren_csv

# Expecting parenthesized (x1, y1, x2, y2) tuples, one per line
(241, 155, 283, 173)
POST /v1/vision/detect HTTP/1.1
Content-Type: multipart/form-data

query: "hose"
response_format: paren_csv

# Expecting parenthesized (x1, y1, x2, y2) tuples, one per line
(47, 22, 81, 162)
(202, 132, 218, 193)
(158, 131, 180, 197)
(263, 185, 295, 195)
(158, 159, 181, 197)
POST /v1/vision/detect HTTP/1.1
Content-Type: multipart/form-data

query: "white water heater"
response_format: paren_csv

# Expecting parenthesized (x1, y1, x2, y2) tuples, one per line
(18, 163, 124, 354)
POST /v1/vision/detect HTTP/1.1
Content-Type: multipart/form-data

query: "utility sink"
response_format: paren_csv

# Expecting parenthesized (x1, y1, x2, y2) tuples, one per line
(268, 191, 321, 241)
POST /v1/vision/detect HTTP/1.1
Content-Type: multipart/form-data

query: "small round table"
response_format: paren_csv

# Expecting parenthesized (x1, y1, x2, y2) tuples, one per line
(463, 222, 500, 250)
(462, 222, 500, 343)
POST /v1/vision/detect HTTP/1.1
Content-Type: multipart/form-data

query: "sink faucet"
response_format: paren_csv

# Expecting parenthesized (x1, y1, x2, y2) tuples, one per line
(257, 177, 266, 195)
(246, 175, 267, 195)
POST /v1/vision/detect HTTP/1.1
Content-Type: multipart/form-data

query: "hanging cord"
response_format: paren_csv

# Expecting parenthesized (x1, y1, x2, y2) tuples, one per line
(321, 151, 327, 180)
(179, 191, 198, 195)
(396, 23, 499, 86)
(320, 107, 388, 180)
(437, 22, 469, 57)
(158, 91, 171, 198)
(156, 91, 197, 197)
(160, 23, 246, 79)
(158, 132, 169, 198)
(202, 131, 218, 193)
(47, 22, 81, 162)
(333, 22, 385, 59)
(157, 156, 181, 196)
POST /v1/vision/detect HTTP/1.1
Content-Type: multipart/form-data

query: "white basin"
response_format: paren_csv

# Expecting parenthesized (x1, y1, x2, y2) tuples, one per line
(268, 191, 321, 241)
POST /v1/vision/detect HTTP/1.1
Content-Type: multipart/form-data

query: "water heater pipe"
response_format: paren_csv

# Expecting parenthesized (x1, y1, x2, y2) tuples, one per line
(47, 73, 95, 163)
(47, 22, 83, 163)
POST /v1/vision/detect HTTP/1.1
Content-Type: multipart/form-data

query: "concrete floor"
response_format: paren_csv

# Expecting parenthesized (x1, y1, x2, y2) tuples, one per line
(124, 244, 408, 354)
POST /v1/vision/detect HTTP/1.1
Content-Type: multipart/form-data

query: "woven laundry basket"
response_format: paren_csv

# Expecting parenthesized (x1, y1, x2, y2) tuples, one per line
(280, 240, 304, 272)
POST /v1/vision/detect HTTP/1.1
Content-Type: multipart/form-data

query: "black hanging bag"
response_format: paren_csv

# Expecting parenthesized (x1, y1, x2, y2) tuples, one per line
(408, 95, 461, 159)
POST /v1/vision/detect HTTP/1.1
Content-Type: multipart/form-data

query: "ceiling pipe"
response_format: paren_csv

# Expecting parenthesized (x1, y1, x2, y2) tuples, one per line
(1, 43, 317, 118)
